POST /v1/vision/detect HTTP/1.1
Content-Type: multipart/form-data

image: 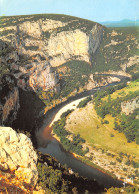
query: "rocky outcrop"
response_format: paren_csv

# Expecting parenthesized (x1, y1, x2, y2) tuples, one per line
(89, 24, 103, 57)
(0, 127, 38, 187)
(121, 97, 139, 115)
(0, 39, 60, 92)
(0, 16, 103, 93)
(85, 73, 121, 90)
(28, 56, 60, 92)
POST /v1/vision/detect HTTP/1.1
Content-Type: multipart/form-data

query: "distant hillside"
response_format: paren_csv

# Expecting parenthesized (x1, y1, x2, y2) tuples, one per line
(100, 19, 139, 27)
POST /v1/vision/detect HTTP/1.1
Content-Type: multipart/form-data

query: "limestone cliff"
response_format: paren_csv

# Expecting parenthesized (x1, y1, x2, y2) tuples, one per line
(1, 14, 103, 68)
(0, 127, 38, 187)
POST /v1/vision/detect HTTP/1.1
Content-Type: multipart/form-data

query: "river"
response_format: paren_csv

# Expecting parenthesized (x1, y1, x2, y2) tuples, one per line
(37, 82, 125, 188)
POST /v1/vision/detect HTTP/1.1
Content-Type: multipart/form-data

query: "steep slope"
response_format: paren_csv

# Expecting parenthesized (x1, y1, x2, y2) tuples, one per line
(0, 14, 138, 144)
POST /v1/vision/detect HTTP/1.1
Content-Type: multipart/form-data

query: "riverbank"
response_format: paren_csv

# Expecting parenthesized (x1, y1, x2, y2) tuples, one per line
(38, 80, 139, 187)
(49, 96, 87, 127)
(49, 97, 138, 186)
(65, 102, 139, 185)
(51, 115, 136, 186)
(51, 128, 118, 180)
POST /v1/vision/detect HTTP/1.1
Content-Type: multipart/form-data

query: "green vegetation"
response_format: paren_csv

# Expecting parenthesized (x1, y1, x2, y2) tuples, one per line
(1, 15, 138, 107)
(107, 186, 139, 194)
(37, 162, 69, 193)
(57, 60, 93, 97)
(0, 43, 14, 57)
(92, 27, 138, 73)
(24, 45, 39, 51)
(41, 31, 51, 39)
(65, 81, 139, 158)
(77, 96, 92, 108)
(53, 110, 89, 156)
(95, 90, 139, 118)
(94, 80, 139, 143)
(55, 60, 118, 100)
(0, 29, 15, 36)
(0, 63, 10, 80)
(37, 152, 103, 193)
(94, 82, 127, 105)
(61, 109, 74, 118)
(114, 109, 139, 143)
(132, 72, 139, 81)
(0, 14, 97, 34)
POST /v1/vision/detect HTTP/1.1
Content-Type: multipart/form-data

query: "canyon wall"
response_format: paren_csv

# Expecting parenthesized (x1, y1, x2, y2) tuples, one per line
(0, 75, 20, 126)
(1, 17, 103, 68)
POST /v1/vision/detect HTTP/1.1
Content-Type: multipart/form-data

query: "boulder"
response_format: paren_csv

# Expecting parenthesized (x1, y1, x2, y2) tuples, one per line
(0, 127, 38, 187)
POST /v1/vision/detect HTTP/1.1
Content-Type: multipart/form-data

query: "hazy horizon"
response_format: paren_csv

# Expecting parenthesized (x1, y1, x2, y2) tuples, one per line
(0, 0, 138, 23)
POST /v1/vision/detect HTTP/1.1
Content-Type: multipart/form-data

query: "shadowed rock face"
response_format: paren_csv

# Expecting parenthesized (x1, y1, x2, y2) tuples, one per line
(0, 127, 38, 187)
(0, 75, 20, 126)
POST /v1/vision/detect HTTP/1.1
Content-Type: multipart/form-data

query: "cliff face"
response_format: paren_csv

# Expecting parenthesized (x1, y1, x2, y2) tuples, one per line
(0, 39, 60, 93)
(28, 57, 60, 92)
(46, 25, 103, 66)
(0, 75, 20, 126)
(1, 15, 103, 68)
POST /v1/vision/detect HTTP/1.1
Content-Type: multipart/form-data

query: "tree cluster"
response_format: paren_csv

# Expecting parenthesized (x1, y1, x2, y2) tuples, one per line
(53, 110, 89, 156)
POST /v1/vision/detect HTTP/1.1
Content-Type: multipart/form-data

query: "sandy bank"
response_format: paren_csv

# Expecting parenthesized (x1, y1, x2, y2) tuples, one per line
(49, 96, 87, 127)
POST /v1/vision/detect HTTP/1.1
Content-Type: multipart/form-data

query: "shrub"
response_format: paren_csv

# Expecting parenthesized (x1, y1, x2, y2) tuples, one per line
(104, 120, 109, 124)
(110, 161, 116, 165)
(123, 168, 127, 171)
(132, 161, 139, 168)
(110, 133, 114, 137)
(116, 157, 122, 163)
(77, 96, 92, 108)
(61, 109, 74, 118)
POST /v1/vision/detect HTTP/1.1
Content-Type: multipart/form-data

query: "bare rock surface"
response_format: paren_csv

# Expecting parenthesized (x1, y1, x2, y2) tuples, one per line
(121, 97, 139, 115)
(0, 127, 38, 187)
